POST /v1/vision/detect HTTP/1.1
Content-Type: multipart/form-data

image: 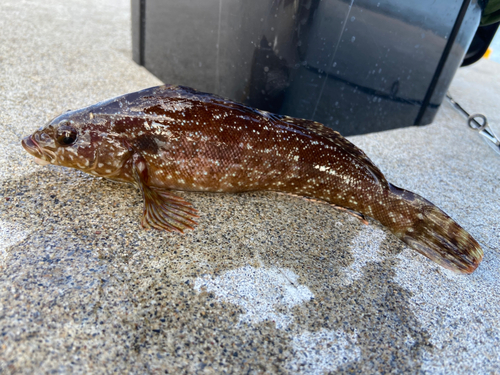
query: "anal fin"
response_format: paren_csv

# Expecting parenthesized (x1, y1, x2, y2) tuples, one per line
(332, 205, 369, 225)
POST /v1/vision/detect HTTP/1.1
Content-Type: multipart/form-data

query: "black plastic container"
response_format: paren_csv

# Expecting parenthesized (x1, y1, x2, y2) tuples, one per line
(132, 0, 483, 136)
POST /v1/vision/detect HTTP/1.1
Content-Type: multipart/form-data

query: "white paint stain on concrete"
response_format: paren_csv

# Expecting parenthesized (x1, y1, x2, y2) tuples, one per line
(195, 266, 361, 372)
(341, 226, 386, 285)
(194, 265, 314, 329)
(286, 329, 361, 374)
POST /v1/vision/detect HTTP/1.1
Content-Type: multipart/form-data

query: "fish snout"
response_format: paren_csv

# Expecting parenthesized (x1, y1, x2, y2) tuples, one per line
(21, 135, 54, 165)
(21, 135, 41, 157)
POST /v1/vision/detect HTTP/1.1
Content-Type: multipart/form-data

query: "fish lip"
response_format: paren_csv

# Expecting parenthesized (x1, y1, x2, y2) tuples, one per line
(21, 135, 57, 163)
(21, 135, 43, 158)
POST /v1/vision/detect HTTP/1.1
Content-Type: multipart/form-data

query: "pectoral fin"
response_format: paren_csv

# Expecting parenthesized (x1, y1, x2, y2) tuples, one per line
(132, 154, 199, 233)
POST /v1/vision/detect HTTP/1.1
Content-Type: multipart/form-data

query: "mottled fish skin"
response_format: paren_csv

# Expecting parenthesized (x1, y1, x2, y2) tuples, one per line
(21, 85, 483, 274)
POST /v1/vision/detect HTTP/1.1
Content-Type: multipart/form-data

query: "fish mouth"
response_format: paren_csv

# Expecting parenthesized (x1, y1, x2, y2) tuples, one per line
(21, 135, 56, 164)
(22, 135, 43, 158)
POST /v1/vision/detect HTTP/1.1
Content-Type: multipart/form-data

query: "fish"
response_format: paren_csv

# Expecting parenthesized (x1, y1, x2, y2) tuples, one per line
(21, 85, 483, 274)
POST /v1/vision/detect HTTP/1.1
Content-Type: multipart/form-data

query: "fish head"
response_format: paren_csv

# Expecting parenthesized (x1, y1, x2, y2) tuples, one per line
(21, 108, 131, 177)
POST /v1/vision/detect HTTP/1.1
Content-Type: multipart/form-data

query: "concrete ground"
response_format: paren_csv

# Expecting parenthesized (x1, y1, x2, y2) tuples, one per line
(1, 0, 499, 373)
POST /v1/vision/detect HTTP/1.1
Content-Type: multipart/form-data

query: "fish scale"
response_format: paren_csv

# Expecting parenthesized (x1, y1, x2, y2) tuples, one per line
(22, 85, 483, 274)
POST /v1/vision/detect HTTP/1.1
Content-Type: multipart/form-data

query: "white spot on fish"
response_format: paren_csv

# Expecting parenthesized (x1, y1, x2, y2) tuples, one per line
(137, 162, 146, 172)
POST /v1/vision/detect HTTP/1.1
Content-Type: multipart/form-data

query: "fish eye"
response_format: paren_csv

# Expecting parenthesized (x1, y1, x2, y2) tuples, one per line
(56, 125, 78, 146)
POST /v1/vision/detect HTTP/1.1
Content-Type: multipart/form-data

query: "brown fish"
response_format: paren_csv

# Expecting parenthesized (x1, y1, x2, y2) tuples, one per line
(21, 85, 483, 274)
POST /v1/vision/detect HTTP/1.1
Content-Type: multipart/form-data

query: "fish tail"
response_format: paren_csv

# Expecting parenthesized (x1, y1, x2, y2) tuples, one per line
(379, 185, 483, 274)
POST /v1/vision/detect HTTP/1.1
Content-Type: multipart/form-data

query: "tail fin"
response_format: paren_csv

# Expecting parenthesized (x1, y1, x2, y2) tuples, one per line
(384, 185, 483, 274)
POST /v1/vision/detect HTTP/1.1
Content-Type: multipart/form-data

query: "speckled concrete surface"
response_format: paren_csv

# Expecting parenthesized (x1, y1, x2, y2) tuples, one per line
(1, 1, 499, 374)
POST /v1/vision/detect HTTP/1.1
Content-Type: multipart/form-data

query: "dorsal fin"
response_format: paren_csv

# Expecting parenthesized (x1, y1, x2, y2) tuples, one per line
(277, 115, 390, 188)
